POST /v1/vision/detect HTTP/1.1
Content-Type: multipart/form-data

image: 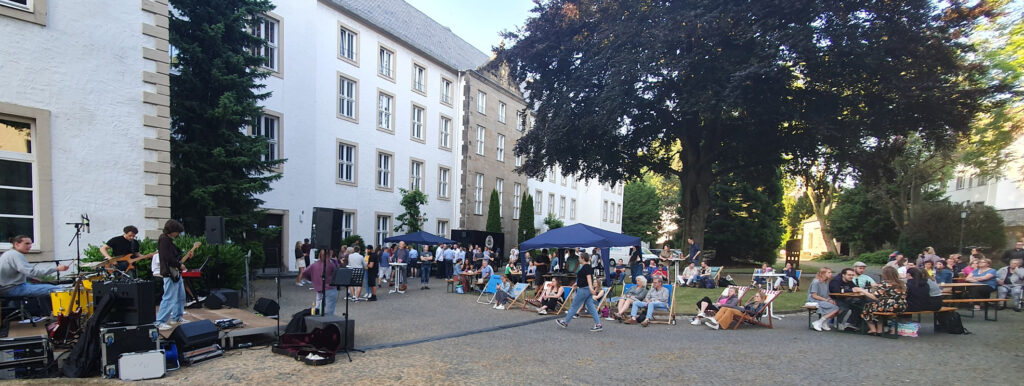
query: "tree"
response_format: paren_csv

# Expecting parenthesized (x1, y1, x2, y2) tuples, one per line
(704, 166, 785, 264)
(897, 202, 1005, 256)
(169, 0, 281, 239)
(517, 195, 535, 243)
(394, 188, 427, 233)
(486, 190, 502, 233)
(783, 184, 814, 242)
(543, 214, 563, 231)
(829, 185, 898, 254)
(622, 179, 660, 244)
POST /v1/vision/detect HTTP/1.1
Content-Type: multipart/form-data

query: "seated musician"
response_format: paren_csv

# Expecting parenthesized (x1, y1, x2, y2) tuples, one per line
(0, 235, 70, 298)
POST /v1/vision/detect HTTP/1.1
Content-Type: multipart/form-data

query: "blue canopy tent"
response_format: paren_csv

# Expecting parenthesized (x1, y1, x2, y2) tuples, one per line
(519, 223, 641, 285)
(384, 231, 456, 245)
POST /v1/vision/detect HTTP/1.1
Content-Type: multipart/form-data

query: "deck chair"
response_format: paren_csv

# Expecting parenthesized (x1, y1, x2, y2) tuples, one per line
(476, 275, 502, 304)
(751, 268, 764, 287)
(554, 286, 575, 315)
(705, 286, 750, 318)
(648, 284, 677, 325)
(503, 283, 530, 311)
(730, 289, 782, 329)
(710, 266, 723, 282)
(792, 270, 802, 291)
(519, 281, 554, 311)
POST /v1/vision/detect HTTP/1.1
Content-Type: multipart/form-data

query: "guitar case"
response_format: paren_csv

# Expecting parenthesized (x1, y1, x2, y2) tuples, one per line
(61, 294, 114, 378)
(271, 324, 340, 366)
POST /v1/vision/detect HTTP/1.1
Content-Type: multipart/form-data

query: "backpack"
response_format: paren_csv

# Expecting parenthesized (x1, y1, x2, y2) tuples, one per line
(717, 277, 732, 288)
(704, 277, 716, 289)
(938, 311, 970, 335)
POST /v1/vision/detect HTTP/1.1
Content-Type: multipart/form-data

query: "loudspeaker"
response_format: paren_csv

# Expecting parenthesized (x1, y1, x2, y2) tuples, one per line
(205, 216, 224, 245)
(304, 316, 354, 351)
(170, 320, 218, 351)
(253, 298, 279, 316)
(204, 289, 239, 309)
(310, 207, 344, 250)
(92, 281, 155, 325)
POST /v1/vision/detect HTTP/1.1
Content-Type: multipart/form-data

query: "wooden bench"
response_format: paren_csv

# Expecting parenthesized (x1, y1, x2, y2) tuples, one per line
(943, 298, 1008, 321)
(870, 306, 959, 339)
(445, 279, 458, 293)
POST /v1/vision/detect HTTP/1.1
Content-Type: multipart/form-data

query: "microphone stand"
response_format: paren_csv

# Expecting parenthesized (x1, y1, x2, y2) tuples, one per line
(65, 221, 87, 280)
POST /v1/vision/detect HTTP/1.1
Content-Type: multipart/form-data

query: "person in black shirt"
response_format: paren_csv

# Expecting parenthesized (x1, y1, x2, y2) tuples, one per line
(828, 268, 864, 330)
(555, 253, 602, 332)
(629, 246, 644, 284)
(533, 251, 550, 288)
(100, 225, 141, 259)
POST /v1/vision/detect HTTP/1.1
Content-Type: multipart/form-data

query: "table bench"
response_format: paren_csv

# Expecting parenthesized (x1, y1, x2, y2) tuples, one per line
(870, 307, 960, 339)
(942, 298, 1008, 321)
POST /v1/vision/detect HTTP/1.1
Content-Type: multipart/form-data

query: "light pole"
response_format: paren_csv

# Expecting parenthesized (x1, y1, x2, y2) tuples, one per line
(959, 208, 969, 254)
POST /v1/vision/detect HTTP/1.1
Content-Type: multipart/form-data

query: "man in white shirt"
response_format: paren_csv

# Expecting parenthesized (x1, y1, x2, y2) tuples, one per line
(346, 247, 365, 301)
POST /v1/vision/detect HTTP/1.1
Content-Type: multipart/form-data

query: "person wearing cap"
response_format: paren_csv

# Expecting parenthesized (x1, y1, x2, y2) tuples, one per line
(852, 261, 876, 288)
(888, 251, 900, 262)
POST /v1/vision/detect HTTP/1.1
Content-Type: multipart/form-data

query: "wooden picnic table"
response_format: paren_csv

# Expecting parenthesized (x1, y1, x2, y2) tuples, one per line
(940, 282, 985, 299)
(829, 292, 866, 298)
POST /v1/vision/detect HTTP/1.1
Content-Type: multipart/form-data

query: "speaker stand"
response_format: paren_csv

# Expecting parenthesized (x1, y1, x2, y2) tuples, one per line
(338, 286, 364, 362)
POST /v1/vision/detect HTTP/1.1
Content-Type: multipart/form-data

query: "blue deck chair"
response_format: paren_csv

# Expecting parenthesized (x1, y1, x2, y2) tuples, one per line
(503, 283, 530, 310)
(648, 284, 677, 325)
(476, 275, 502, 304)
(554, 286, 575, 314)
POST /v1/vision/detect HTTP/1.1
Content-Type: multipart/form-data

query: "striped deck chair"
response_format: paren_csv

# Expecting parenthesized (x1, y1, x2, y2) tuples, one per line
(476, 275, 502, 304)
(554, 286, 576, 315)
(731, 289, 782, 329)
(519, 281, 554, 311)
(503, 283, 530, 311)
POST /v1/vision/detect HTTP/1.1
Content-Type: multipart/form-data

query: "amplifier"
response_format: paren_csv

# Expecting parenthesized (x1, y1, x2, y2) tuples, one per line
(0, 335, 53, 379)
(170, 320, 219, 351)
(304, 316, 354, 351)
(99, 325, 161, 379)
(93, 280, 155, 325)
(182, 344, 223, 365)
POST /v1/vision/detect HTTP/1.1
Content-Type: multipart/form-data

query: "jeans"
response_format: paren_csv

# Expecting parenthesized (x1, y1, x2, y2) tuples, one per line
(998, 285, 1022, 307)
(630, 264, 643, 283)
(775, 276, 797, 289)
(562, 286, 600, 326)
(315, 289, 339, 315)
(420, 263, 432, 284)
(156, 277, 185, 323)
(444, 260, 453, 279)
(2, 282, 59, 297)
(631, 300, 668, 320)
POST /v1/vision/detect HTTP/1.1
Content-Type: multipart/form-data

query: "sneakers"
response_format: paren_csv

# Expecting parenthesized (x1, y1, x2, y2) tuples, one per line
(690, 317, 702, 325)
(496, 305, 506, 310)
(424, 286, 430, 290)
(572, 314, 579, 319)
(821, 320, 832, 331)
(812, 319, 824, 331)
(537, 309, 548, 315)
(705, 320, 720, 330)
(590, 324, 603, 332)
(157, 323, 173, 331)
(369, 295, 378, 301)
(296, 282, 304, 287)
(697, 312, 706, 318)
(555, 320, 567, 329)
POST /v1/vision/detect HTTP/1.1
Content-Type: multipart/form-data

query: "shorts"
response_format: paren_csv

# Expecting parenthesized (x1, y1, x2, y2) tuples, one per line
(379, 267, 392, 280)
(367, 268, 379, 282)
(296, 256, 307, 269)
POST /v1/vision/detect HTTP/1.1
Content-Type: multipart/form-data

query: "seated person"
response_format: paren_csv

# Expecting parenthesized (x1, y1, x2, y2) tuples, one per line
(775, 262, 799, 291)
(613, 276, 648, 319)
(477, 260, 494, 286)
(852, 262, 876, 288)
(828, 268, 863, 330)
(1, 235, 70, 302)
(861, 266, 907, 336)
(525, 262, 537, 283)
(933, 261, 954, 284)
(679, 262, 698, 286)
(625, 277, 671, 326)
(610, 259, 627, 282)
(753, 262, 774, 287)
(691, 286, 739, 325)
(453, 259, 472, 292)
(644, 260, 658, 282)
(807, 268, 840, 332)
(964, 258, 997, 310)
(905, 268, 942, 312)
(705, 292, 767, 330)
(921, 260, 935, 279)
(692, 261, 712, 288)
(492, 275, 514, 310)
(535, 281, 564, 315)
(652, 264, 669, 283)
(996, 258, 1024, 311)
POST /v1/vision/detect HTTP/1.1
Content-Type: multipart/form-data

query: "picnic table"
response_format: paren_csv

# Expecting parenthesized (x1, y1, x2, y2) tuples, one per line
(939, 282, 984, 299)
(754, 272, 787, 290)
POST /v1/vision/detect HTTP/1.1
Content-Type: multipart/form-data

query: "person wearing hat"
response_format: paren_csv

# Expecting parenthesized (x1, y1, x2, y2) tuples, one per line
(852, 261, 876, 288)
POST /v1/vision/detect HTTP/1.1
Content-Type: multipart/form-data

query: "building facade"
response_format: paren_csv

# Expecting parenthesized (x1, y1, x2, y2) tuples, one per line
(528, 168, 624, 235)
(0, 0, 171, 261)
(945, 135, 1024, 248)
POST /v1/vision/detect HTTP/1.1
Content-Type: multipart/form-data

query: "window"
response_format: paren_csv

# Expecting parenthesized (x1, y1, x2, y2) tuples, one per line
(496, 134, 505, 161)
(559, 196, 566, 218)
(341, 212, 354, 239)
(377, 91, 393, 131)
(376, 215, 391, 247)
(409, 160, 423, 191)
(513, 183, 522, 220)
(603, 200, 609, 221)
(0, 116, 35, 246)
(498, 102, 506, 123)
(337, 141, 356, 185)
(548, 193, 555, 215)
(617, 203, 622, 223)
(477, 91, 486, 114)
(411, 105, 424, 141)
(439, 116, 451, 149)
(955, 176, 965, 190)
(436, 220, 449, 238)
(338, 75, 357, 120)
(515, 154, 522, 167)
(976, 175, 987, 186)
(438, 167, 450, 199)
(255, 15, 279, 72)
(474, 173, 484, 215)
(338, 25, 357, 63)
(0, 0, 44, 25)
(254, 114, 280, 162)
(546, 168, 555, 182)
(560, 173, 566, 186)
(534, 190, 543, 215)
(440, 78, 453, 105)
(476, 126, 485, 155)
(516, 112, 525, 131)
(376, 151, 393, 189)
(1, 0, 31, 11)
(571, 177, 577, 189)
(570, 199, 576, 220)
(412, 64, 426, 93)
(496, 178, 504, 217)
(378, 46, 395, 79)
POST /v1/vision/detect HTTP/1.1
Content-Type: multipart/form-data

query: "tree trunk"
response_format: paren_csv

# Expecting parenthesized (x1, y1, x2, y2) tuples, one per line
(676, 151, 713, 250)
(801, 172, 839, 255)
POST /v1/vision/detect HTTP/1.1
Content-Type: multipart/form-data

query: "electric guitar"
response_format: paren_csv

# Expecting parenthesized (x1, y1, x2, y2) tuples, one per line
(168, 242, 202, 282)
(100, 252, 157, 274)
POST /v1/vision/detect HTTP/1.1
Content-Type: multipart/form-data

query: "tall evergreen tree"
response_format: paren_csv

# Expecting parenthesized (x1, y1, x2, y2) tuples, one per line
(518, 195, 535, 243)
(486, 190, 502, 233)
(169, 0, 281, 239)
(704, 165, 785, 264)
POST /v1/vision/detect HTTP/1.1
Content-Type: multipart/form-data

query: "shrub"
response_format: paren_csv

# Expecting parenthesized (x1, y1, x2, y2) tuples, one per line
(815, 251, 844, 261)
(857, 249, 894, 265)
(82, 234, 250, 291)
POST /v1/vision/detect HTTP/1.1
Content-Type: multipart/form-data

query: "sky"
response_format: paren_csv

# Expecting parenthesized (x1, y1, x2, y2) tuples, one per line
(403, 0, 536, 54)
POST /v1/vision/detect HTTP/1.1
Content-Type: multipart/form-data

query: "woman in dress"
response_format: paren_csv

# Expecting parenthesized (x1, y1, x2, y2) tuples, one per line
(861, 266, 908, 336)
(808, 267, 840, 331)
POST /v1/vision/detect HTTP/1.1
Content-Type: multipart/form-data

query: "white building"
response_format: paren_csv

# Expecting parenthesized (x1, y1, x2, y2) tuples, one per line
(528, 168, 624, 234)
(945, 135, 1024, 248)
(255, 0, 488, 269)
(0, 0, 171, 261)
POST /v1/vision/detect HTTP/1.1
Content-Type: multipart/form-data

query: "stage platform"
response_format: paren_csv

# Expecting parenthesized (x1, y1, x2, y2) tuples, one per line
(158, 307, 281, 348)
(3, 319, 48, 339)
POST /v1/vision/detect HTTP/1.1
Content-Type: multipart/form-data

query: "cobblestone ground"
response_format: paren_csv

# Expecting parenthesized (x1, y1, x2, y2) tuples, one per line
(22, 276, 1024, 385)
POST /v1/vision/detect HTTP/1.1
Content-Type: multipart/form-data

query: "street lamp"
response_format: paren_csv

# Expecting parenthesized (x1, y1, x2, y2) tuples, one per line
(959, 208, 969, 254)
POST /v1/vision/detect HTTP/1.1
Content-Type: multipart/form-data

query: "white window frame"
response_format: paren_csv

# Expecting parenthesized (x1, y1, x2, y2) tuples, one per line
(254, 14, 281, 75)
(412, 63, 426, 94)
(409, 159, 424, 191)
(571, 177, 577, 189)
(376, 214, 392, 247)
(0, 114, 37, 250)
(603, 200, 609, 221)
(378, 45, 395, 80)
(338, 23, 358, 65)
(534, 190, 543, 215)
(476, 126, 486, 155)
(377, 91, 394, 132)
(955, 176, 965, 190)
(498, 102, 506, 124)
(0, 0, 44, 26)
(559, 196, 566, 218)
(516, 111, 525, 131)
(411, 104, 425, 142)
(1, 0, 32, 12)
(336, 140, 357, 186)
(496, 178, 504, 217)
(376, 150, 394, 191)
(439, 116, 452, 150)
(477, 91, 486, 114)
(513, 183, 521, 220)
(341, 211, 355, 239)
(548, 193, 555, 216)
(436, 220, 449, 238)
(438, 166, 450, 199)
(496, 134, 505, 162)
(515, 154, 522, 167)
(474, 173, 485, 215)
(570, 199, 576, 220)
(337, 74, 357, 122)
(440, 77, 453, 106)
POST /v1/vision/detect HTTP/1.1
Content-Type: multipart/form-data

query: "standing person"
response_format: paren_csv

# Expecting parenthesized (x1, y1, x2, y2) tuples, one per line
(628, 245, 644, 284)
(444, 244, 456, 279)
(472, 247, 484, 269)
(346, 247, 365, 301)
(393, 241, 409, 292)
(591, 248, 603, 276)
(555, 253, 603, 332)
(1002, 241, 1024, 265)
(379, 244, 392, 288)
(916, 247, 942, 267)
(0, 235, 69, 299)
(302, 249, 341, 315)
(293, 241, 307, 286)
(300, 238, 312, 268)
(365, 245, 379, 301)
(407, 244, 419, 279)
(533, 250, 550, 288)
(687, 238, 702, 265)
(155, 220, 200, 330)
(419, 245, 433, 290)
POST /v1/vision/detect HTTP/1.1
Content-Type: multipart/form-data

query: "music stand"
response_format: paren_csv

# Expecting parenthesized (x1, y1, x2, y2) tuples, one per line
(330, 267, 365, 362)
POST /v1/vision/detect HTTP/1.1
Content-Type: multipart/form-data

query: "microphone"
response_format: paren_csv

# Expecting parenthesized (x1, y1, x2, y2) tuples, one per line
(82, 214, 90, 233)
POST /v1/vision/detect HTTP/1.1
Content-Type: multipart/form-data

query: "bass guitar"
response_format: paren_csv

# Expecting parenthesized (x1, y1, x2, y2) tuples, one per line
(100, 252, 157, 274)
(168, 241, 202, 282)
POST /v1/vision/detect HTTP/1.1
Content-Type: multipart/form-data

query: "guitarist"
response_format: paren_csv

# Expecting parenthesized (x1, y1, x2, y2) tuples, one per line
(100, 225, 155, 277)
(154, 220, 200, 331)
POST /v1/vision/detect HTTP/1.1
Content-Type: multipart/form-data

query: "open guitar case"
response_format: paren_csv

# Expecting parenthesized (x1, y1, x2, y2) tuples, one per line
(62, 293, 115, 377)
(271, 322, 341, 366)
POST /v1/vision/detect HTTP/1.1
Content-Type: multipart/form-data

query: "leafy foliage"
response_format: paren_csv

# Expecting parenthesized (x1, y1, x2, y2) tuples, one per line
(395, 188, 428, 233)
(169, 0, 282, 240)
(785, 194, 814, 241)
(518, 195, 535, 243)
(486, 190, 502, 233)
(857, 250, 896, 265)
(897, 202, 1006, 256)
(704, 166, 785, 264)
(829, 185, 898, 252)
(340, 235, 364, 249)
(83, 234, 251, 290)
(542, 214, 563, 231)
(622, 179, 661, 244)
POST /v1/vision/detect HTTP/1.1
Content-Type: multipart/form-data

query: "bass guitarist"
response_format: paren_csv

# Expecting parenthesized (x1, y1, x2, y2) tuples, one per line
(99, 225, 155, 276)
(155, 220, 201, 331)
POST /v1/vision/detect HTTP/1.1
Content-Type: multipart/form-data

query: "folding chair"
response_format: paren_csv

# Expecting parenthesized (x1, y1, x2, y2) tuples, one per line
(751, 268, 764, 287)
(476, 276, 502, 304)
(519, 281, 553, 311)
(554, 286, 575, 315)
(503, 283, 530, 311)
(730, 290, 782, 329)
(648, 284, 677, 325)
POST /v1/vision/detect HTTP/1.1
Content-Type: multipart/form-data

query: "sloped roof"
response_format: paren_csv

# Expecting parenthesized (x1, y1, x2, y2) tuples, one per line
(325, 0, 491, 70)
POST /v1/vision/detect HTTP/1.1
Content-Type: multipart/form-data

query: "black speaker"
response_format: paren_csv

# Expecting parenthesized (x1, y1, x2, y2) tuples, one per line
(310, 207, 344, 250)
(204, 289, 238, 309)
(205, 216, 224, 245)
(304, 316, 354, 351)
(92, 281, 155, 325)
(170, 320, 219, 351)
(253, 298, 279, 316)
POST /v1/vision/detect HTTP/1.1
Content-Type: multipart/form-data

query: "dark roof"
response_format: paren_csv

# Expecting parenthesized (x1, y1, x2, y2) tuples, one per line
(325, 0, 491, 70)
